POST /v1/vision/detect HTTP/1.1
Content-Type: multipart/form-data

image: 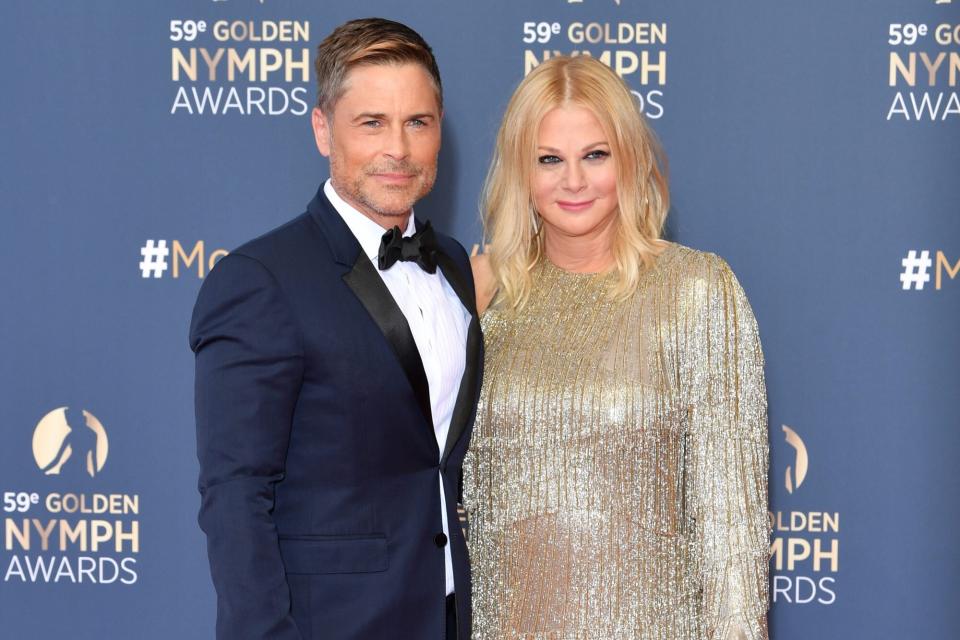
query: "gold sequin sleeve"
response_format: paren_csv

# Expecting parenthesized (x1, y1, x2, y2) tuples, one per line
(681, 255, 771, 640)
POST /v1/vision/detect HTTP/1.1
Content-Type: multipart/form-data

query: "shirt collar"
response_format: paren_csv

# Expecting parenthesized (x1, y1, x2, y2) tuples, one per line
(323, 179, 415, 264)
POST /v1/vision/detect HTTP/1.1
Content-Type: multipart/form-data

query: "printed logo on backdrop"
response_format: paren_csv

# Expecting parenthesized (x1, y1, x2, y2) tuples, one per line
(523, 5, 667, 118)
(170, 15, 312, 116)
(900, 249, 959, 291)
(33, 408, 108, 478)
(769, 425, 840, 605)
(782, 425, 807, 494)
(139, 239, 229, 279)
(886, 4, 960, 121)
(3, 408, 140, 586)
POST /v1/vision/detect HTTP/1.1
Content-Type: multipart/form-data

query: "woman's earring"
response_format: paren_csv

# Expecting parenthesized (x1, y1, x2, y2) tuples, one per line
(530, 209, 542, 236)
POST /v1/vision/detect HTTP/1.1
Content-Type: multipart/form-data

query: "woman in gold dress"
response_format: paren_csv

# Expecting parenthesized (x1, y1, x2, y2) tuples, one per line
(463, 56, 770, 639)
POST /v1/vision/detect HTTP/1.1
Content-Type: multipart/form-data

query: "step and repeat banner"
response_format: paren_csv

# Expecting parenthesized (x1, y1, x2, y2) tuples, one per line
(1, 0, 958, 638)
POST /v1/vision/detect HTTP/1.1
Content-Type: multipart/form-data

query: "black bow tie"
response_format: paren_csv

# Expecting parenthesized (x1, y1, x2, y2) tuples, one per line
(377, 221, 439, 274)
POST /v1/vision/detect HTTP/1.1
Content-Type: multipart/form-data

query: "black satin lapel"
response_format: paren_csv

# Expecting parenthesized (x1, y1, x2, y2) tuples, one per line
(436, 252, 478, 317)
(342, 253, 433, 426)
(442, 310, 483, 463)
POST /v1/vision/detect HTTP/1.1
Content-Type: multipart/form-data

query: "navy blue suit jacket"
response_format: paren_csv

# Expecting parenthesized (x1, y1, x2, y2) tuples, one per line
(189, 188, 482, 640)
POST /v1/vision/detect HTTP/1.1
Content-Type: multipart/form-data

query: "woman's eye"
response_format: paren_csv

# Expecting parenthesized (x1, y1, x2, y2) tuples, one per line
(585, 150, 610, 161)
(538, 155, 561, 165)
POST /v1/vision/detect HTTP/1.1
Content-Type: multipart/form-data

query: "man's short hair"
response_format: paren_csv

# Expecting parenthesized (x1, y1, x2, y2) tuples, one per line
(314, 18, 442, 115)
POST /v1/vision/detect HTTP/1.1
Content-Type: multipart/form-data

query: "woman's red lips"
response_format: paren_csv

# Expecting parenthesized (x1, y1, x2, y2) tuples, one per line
(556, 199, 594, 211)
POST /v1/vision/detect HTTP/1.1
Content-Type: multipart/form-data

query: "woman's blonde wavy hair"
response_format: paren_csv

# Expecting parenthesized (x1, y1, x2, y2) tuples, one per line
(482, 55, 670, 310)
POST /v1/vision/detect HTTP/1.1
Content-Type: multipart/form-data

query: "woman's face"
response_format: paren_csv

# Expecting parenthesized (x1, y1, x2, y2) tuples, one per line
(532, 104, 618, 246)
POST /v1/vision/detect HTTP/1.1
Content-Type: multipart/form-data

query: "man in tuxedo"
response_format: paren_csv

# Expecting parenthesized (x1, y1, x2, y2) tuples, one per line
(189, 18, 481, 640)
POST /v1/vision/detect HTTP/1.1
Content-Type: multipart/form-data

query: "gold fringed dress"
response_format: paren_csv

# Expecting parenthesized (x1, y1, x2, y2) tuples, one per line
(463, 243, 770, 640)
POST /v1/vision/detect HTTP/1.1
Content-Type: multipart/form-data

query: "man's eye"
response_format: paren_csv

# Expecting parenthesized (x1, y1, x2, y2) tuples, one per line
(362, 120, 381, 128)
(538, 155, 561, 165)
(585, 150, 610, 161)
(409, 119, 426, 128)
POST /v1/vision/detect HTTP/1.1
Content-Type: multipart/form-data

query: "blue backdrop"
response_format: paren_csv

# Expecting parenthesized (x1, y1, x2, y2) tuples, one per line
(1, 1, 958, 638)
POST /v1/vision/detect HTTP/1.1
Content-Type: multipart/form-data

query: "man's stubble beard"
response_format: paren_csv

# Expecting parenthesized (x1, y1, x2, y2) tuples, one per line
(330, 153, 438, 222)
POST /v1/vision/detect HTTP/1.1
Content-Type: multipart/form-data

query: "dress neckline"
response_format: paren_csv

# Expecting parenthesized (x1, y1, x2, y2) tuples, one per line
(539, 242, 675, 283)
(541, 256, 613, 279)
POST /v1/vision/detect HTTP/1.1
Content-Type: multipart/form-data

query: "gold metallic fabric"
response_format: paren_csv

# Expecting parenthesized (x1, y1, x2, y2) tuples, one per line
(464, 243, 770, 639)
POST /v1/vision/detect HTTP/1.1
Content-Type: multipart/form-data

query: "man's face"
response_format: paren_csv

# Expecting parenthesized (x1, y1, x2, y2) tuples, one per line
(312, 63, 442, 227)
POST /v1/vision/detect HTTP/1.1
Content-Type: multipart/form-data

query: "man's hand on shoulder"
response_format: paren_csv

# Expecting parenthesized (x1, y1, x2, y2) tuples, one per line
(470, 253, 496, 314)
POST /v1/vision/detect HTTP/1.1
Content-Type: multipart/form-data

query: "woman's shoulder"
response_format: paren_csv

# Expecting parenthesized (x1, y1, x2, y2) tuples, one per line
(652, 242, 757, 325)
(646, 243, 753, 319)
(469, 253, 497, 314)
(650, 241, 734, 286)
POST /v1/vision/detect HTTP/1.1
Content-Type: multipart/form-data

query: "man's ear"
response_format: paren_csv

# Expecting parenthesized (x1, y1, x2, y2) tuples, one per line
(311, 107, 331, 157)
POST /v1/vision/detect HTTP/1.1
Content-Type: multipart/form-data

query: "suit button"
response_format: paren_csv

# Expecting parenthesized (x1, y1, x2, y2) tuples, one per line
(434, 533, 448, 548)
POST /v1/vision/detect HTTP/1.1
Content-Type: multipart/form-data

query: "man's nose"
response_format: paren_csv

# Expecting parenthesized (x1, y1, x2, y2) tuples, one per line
(383, 126, 410, 161)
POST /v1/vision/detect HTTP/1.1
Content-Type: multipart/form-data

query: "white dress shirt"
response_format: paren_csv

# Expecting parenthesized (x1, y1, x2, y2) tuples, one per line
(324, 180, 469, 596)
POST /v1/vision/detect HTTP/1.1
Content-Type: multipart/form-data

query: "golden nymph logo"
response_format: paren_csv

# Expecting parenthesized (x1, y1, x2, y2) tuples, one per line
(170, 19, 312, 116)
(3, 408, 140, 585)
(32, 407, 108, 478)
(522, 17, 667, 119)
(886, 9, 960, 121)
(769, 425, 840, 605)
(782, 424, 807, 494)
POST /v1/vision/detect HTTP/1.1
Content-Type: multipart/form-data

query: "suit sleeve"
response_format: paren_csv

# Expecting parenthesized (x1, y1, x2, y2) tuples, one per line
(684, 256, 771, 640)
(189, 253, 305, 640)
